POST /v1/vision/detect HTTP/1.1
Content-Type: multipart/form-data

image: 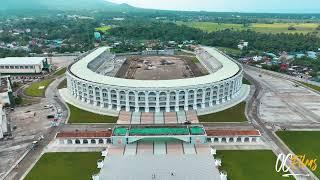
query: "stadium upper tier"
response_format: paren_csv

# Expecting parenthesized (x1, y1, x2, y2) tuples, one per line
(69, 46, 240, 88)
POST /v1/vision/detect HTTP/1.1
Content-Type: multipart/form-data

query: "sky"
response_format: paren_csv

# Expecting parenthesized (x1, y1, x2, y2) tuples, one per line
(108, 0, 320, 13)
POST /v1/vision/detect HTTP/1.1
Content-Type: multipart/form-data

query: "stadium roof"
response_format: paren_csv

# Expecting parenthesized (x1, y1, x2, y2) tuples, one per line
(69, 46, 241, 88)
(0, 57, 45, 65)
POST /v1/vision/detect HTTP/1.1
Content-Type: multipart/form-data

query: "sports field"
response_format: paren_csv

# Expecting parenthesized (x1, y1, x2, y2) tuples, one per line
(177, 21, 320, 34)
(25, 152, 100, 180)
(217, 150, 294, 180)
(276, 131, 320, 178)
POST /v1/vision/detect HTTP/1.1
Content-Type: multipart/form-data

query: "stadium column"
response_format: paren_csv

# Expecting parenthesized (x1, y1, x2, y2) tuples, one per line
(116, 91, 121, 111)
(135, 92, 139, 112)
(85, 85, 89, 103)
(93, 87, 97, 106)
(222, 83, 226, 103)
(184, 91, 189, 111)
(227, 83, 231, 101)
(156, 92, 160, 112)
(231, 80, 235, 98)
(107, 90, 112, 109)
(100, 88, 104, 108)
(209, 88, 213, 107)
(125, 91, 130, 112)
(216, 86, 220, 105)
(166, 92, 170, 112)
(175, 91, 179, 112)
(193, 90, 197, 110)
(145, 92, 149, 112)
(201, 88, 206, 108)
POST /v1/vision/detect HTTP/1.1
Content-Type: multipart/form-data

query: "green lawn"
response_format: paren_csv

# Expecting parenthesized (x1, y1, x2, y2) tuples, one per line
(67, 103, 117, 123)
(243, 78, 252, 85)
(177, 21, 320, 34)
(217, 47, 242, 57)
(217, 150, 294, 180)
(199, 102, 247, 122)
(300, 82, 320, 92)
(58, 79, 67, 89)
(25, 152, 100, 180)
(24, 79, 54, 97)
(276, 131, 320, 177)
(53, 67, 67, 76)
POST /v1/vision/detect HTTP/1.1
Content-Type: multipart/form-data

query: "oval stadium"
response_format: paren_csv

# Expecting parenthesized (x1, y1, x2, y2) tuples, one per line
(61, 46, 249, 116)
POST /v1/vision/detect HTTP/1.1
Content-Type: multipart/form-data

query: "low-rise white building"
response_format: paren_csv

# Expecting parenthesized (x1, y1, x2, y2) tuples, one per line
(0, 76, 12, 105)
(0, 104, 8, 139)
(0, 57, 50, 74)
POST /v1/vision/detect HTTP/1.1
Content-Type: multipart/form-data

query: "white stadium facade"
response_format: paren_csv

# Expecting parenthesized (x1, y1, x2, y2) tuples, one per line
(63, 46, 248, 115)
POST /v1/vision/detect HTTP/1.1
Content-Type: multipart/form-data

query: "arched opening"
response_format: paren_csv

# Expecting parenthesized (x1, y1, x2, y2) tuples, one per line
(236, 137, 242, 142)
(67, 139, 72, 144)
(98, 139, 104, 144)
(229, 137, 234, 143)
(244, 137, 250, 142)
(221, 137, 227, 143)
(91, 139, 96, 144)
(83, 139, 88, 144)
(75, 139, 80, 144)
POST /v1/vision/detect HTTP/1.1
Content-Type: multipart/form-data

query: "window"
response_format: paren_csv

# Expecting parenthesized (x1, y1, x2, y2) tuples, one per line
(15, 66, 19, 69)
(0, 66, 4, 69)
(9, 66, 14, 69)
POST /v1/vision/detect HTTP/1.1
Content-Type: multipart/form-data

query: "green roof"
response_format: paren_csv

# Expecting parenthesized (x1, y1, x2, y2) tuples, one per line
(113, 127, 127, 136)
(190, 126, 205, 135)
(129, 127, 189, 136)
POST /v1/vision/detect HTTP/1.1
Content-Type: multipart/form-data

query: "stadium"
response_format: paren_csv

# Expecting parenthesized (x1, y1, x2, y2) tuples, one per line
(62, 46, 247, 115)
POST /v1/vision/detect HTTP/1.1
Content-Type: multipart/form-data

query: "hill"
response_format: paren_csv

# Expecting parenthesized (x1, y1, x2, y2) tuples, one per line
(0, 0, 136, 11)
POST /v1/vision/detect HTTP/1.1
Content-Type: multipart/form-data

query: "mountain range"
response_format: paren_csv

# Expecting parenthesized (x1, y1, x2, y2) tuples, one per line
(0, 0, 136, 11)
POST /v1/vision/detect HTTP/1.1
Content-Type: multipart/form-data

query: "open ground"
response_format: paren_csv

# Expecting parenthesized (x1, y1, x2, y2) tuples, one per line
(116, 55, 206, 80)
(177, 22, 320, 35)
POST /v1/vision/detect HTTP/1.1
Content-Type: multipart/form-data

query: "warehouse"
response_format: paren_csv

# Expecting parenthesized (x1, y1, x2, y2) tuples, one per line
(0, 57, 51, 74)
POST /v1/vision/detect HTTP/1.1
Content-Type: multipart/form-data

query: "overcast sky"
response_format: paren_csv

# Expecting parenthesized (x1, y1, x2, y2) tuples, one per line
(108, 0, 320, 13)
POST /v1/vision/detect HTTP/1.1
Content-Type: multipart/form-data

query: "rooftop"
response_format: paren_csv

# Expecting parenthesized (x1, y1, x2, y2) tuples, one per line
(69, 46, 241, 88)
(206, 129, 261, 137)
(56, 131, 112, 138)
(0, 57, 45, 65)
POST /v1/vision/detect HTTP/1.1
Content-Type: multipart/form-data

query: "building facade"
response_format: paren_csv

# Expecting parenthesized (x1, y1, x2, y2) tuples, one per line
(0, 57, 49, 74)
(0, 105, 8, 139)
(65, 46, 244, 113)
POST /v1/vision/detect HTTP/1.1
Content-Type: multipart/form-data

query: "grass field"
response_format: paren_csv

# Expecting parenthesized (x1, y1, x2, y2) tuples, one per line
(53, 67, 67, 76)
(67, 103, 117, 123)
(198, 102, 247, 122)
(300, 82, 320, 92)
(58, 79, 67, 89)
(217, 150, 294, 180)
(25, 152, 100, 180)
(276, 131, 320, 177)
(178, 21, 320, 34)
(217, 47, 242, 57)
(95, 26, 112, 33)
(24, 79, 54, 97)
(243, 78, 252, 85)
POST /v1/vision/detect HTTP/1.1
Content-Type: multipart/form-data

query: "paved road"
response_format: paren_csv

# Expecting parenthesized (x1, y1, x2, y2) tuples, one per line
(5, 76, 68, 180)
(244, 66, 319, 180)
